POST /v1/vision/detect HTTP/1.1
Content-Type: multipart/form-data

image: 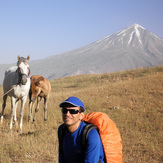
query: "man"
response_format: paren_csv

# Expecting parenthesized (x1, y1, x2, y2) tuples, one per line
(58, 96, 105, 163)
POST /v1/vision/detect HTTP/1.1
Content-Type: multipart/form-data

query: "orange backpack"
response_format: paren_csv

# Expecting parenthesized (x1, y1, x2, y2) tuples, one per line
(82, 112, 122, 163)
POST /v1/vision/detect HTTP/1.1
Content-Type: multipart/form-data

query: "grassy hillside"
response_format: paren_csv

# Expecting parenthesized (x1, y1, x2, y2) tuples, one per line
(0, 66, 163, 163)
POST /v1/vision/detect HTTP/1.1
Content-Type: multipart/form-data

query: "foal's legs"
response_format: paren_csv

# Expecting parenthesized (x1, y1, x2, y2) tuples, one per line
(29, 101, 34, 122)
(44, 97, 48, 121)
(1, 94, 8, 123)
(33, 96, 42, 122)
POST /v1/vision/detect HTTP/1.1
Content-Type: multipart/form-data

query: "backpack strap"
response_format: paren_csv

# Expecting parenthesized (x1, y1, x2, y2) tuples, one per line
(81, 123, 103, 163)
(81, 122, 99, 152)
(58, 123, 67, 158)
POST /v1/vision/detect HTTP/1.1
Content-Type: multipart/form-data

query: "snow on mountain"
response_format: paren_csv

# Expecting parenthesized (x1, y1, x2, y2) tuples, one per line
(0, 24, 163, 84)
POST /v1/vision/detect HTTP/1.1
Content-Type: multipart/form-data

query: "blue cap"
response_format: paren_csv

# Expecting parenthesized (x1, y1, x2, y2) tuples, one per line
(59, 96, 85, 111)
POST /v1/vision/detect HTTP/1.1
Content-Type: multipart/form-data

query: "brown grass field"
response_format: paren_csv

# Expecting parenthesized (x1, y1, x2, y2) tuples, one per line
(0, 66, 163, 163)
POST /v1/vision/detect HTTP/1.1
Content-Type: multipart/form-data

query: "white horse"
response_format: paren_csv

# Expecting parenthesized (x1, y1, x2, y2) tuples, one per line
(1, 56, 31, 132)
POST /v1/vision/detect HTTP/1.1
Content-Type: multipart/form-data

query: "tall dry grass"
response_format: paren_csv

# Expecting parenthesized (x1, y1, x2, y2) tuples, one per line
(0, 66, 163, 162)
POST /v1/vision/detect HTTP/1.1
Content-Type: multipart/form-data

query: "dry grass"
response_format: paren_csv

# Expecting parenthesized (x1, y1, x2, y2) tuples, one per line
(0, 66, 163, 163)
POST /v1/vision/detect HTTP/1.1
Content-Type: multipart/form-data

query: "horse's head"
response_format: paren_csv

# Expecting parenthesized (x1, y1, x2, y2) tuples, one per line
(17, 55, 30, 85)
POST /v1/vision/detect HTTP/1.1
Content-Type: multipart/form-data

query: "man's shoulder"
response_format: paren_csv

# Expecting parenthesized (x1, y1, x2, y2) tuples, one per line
(80, 122, 100, 150)
(81, 121, 99, 136)
(84, 125, 99, 138)
(58, 123, 65, 128)
(58, 123, 67, 137)
(58, 123, 66, 130)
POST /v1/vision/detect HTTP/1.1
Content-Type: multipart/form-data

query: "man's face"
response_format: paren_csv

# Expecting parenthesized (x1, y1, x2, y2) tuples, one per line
(62, 106, 83, 126)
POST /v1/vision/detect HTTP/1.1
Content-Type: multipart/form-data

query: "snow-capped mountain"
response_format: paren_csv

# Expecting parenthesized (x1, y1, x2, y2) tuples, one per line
(0, 24, 163, 84)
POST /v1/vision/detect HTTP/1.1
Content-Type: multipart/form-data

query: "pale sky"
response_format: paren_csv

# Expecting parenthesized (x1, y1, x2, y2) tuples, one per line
(0, 0, 163, 64)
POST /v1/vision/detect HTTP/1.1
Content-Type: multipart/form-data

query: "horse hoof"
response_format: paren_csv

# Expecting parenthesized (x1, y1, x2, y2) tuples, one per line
(28, 116, 32, 122)
(28, 119, 32, 123)
(1, 116, 3, 124)
(13, 121, 18, 127)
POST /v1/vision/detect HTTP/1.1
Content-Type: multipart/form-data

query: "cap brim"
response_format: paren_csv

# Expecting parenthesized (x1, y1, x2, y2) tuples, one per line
(59, 101, 78, 107)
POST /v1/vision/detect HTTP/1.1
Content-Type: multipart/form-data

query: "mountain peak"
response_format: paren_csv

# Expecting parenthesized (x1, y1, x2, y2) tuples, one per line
(95, 23, 160, 47)
(126, 24, 146, 45)
(116, 24, 145, 38)
(130, 24, 145, 30)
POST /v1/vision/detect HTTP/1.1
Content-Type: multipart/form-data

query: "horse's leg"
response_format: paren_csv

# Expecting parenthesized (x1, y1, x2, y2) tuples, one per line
(13, 100, 19, 127)
(19, 95, 27, 132)
(33, 97, 41, 122)
(1, 94, 8, 123)
(10, 97, 16, 130)
(44, 97, 48, 121)
(29, 101, 34, 122)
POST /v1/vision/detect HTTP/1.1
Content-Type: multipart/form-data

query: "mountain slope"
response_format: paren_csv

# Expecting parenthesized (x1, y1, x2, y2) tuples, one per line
(30, 24, 163, 79)
(0, 24, 163, 84)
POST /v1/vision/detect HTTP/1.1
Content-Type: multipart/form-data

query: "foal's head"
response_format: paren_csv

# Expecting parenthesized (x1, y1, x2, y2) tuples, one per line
(17, 56, 30, 85)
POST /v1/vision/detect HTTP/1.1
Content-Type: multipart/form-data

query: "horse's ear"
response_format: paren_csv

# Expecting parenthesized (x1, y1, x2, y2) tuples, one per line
(27, 55, 30, 61)
(18, 56, 20, 61)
